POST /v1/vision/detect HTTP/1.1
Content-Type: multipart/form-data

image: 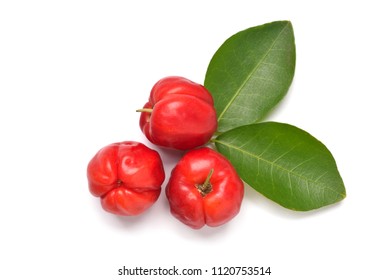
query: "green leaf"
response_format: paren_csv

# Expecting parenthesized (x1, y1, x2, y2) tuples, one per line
(214, 122, 346, 211)
(204, 21, 296, 132)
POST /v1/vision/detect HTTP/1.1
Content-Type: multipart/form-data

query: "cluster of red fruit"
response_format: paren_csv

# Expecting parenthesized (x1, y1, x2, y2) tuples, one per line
(87, 77, 244, 229)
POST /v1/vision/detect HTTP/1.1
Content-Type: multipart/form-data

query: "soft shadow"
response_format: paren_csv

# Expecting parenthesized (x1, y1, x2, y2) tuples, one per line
(96, 206, 154, 230)
(90, 196, 164, 230)
(167, 215, 233, 241)
(243, 182, 346, 220)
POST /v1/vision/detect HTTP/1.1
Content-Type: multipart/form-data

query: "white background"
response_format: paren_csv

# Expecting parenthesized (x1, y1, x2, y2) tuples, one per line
(1, 1, 388, 279)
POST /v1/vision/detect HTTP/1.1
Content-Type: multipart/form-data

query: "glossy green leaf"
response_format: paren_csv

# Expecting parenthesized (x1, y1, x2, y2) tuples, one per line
(214, 122, 346, 211)
(205, 21, 296, 132)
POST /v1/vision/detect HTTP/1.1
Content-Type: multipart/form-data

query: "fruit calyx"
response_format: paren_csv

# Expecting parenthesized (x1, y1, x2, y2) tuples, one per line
(196, 168, 214, 197)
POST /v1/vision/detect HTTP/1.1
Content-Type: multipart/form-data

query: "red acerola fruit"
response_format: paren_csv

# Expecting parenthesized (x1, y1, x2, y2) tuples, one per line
(87, 141, 165, 216)
(165, 147, 244, 229)
(137, 76, 217, 150)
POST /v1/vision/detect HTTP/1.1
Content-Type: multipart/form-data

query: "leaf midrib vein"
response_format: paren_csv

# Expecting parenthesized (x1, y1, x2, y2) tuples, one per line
(214, 139, 344, 196)
(217, 22, 290, 123)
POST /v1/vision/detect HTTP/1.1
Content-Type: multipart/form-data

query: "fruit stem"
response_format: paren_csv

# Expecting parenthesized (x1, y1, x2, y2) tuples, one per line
(136, 108, 153, 113)
(196, 168, 214, 197)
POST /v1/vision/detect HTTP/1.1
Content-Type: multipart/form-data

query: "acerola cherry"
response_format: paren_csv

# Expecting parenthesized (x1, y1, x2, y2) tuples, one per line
(137, 76, 217, 150)
(87, 141, 165, 216)
(165, 147, 244, 229)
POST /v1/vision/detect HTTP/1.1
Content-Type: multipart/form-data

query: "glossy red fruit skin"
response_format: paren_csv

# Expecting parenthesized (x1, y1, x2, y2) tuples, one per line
(139, 76, 217, 150)
(87, 141, 165, 216)
(165, 147, 244, 229)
